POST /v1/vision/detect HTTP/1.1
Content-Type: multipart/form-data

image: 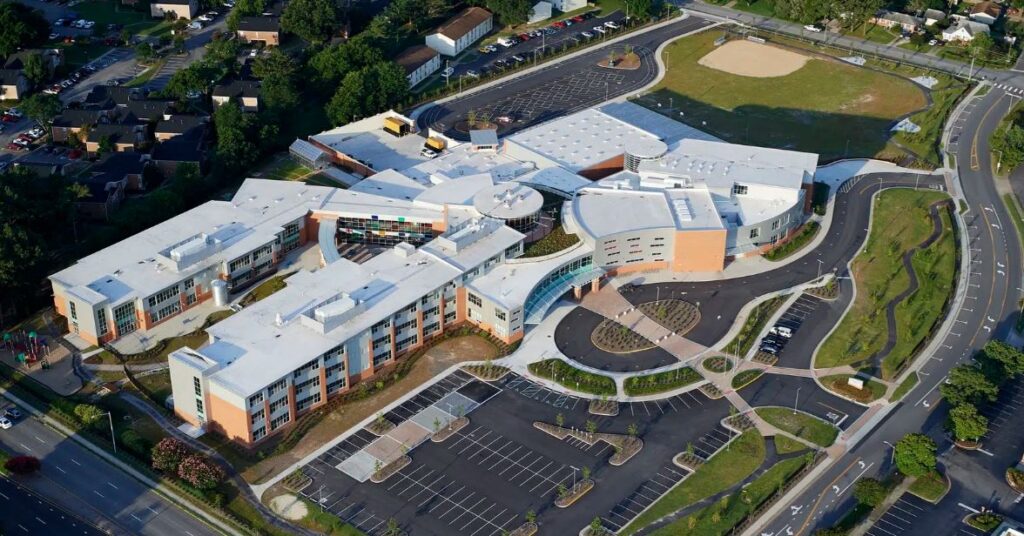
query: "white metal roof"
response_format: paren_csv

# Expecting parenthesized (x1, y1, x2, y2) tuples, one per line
(472, 183, 543, 220)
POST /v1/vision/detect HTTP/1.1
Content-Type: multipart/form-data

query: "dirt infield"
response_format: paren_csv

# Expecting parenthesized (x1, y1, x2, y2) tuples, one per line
(697, 39, 809, 78)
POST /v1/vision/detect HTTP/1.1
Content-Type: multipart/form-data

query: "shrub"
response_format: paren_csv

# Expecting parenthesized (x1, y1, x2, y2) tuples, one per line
(151, 437, 191, 473)
(120, 429, 150, 458)
(853, 478, 887, 507)
(5, 455, 41, 475)
(74, 403, 104, 427)
(894, 433, 937, 477)
(177, 455, 225, 490)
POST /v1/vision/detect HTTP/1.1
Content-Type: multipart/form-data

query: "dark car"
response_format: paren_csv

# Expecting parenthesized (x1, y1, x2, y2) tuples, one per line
(4, 407, 22, 420)
(759, 344, 780, 355)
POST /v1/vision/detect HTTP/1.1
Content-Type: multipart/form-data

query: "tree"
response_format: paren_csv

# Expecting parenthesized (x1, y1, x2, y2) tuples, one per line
(135, 42, 155, 61)
(623, 0, 655, 19)
(177, 454, 225, 489)
(20, 93, 62, 128)
(4, 455, 41, 475)
(893, 433, 937, 477)
(21, 52, 47, 87)
(97, 135, 114, 155)
(307, 37, 384, 90)
(425, 0, 453, 18)
(486, 0, 532, 27)
(581, 466, 591, 480)
(213, 102, 258, 173)
(992, 124, 1024, 171)
(74, 403, 104, 427)
(163, 65, 210, 101)
(969, 32, 994, 58)
(981, 340, 1024, 377)
(151, 437, 191, 473)
(590, 517, 604, 534)
(252, 49, 298, 111)
(906, 0, 929, 14)
(281, 0, 337, 44)
(525, 510, 536, 524)
(120, 429, 149, 456)
(555, 412, 565, 427)
(0, 3, 49, 57)
(947, 403, 988, 442)
(940, 364, 999, 407)
(852, 477, 887, 507)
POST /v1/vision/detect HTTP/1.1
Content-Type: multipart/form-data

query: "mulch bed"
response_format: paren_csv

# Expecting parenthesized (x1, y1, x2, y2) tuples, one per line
(637, 299, 701, 335)
(510, 522, 538, 536)
(609, 436, 643, 466)
(591, 320, 655, 353)
(554, 479, 595, 508)
(701, 356, 733, 373)
(588, 398, 619, 416)
(699, 383, 723, 399)
(806, 281, 840, 300)
(752, 352, 779, 366)
(431, 416, 469, 443)
(673, 452, 705, 471)
(462, 364, 510, 382)
(597, 51, 641, 70)
(365, 417, 396, 436)
(533, 422, 643, 465)
(370, 455, 411, 483)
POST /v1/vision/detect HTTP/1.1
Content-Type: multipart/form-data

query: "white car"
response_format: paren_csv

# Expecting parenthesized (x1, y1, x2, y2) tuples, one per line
(803, 24, 823, 32)
(442, 66, 454, 77)
(188, 21, 204, 30)
(581, 31, 593, 39)
(0, 417, 12, 430)
(604, 21, 619, 29)
(197, 15, 213, 22)
(420, 148, 438, 158)
(770, 325, 794, 338)
(84, 20, 95, 28)
(592, 26, 606, 34)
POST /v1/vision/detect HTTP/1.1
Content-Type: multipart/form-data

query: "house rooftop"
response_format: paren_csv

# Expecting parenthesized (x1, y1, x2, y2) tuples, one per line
(237, 15, 279, 32)
(213, 80, 260, 99)
(395, 45, 439, 74)
(87, 123, 138, 144)
(433, 7, 492, 41)
(156, 114, 208, 135)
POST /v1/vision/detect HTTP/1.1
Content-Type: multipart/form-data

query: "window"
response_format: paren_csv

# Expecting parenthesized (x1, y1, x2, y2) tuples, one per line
(248, 392, 264, 408)
(373, 334, 391, 350)
(327, 378, 346, 393)
(771, 219, 780, 230)
(423, 322, 440, 334)
(468, 293, 482, 307)
(326, 363, 344, 377)
(395, 319, 416, 332)
(151, 301, 181, 323)
(627, 237, 640, 242)
(95, 309, 108, 336)
(296, 392, 321, 412)
(252, 427, 267, 441)
(195, 398, 204, 414)
(732, 183, 748, 196)
(193, 377, 202, 396)
(184, 279, 195, 290)
(293, 359, 320, 378)
(268, 379, 287, 397)
(749, 228, 760, 239)
(250, 409, 265, 425)
(269, 397, 289, 414)
(113, 302, 137, 335)
(147, 284, 180, 308)
(69, 301, 77, 320)
(295, 377, 320, 391)
(495, 309, 506, 321)
(270, 413, 290, 431)
(424, 306, 439, 317)
(371, 319, 391, 334)
(228, 255, 251, 273)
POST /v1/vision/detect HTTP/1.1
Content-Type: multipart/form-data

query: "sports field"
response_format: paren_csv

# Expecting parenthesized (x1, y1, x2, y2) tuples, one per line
(635, 31, 927, 159)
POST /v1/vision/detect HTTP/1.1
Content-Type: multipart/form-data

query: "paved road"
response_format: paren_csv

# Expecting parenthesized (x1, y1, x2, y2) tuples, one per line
(0, 405, 220, 536)
(0, 475, 103, 535)
(416, 15, 717, 140)
(756, 87, 1023, 536)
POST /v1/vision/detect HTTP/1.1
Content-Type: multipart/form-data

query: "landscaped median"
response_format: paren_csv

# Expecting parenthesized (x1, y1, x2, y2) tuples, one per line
(528, 359, 617, 396)
(620, 430, 766, 536)
(815, 189, 957, 380)
(755, 407, 838, 448)
(820, 374, 887, 404)
(622, 367, 702, 396)
(723, 295, 789, 357)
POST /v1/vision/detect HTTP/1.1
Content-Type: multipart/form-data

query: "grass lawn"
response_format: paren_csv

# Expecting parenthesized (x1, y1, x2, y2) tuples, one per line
(73, 1, 159, 31)
(137, 370, 172, 404)
(724, 295, 789, 357)
(815, 189, 952, 375)
(652, 453, 813, 536)
(732, 369, 764, 389)
(528, 359, 616, 396)
(57, 42, 114, 68)
(773, 434, 808, 454)
(891, 372, 919, 401)
(731, 0, 776, 17)
(755, 407, 838, 447)
(908, 470, 949, 503)
(256, 156, 313, 181)
(1004, 194, 1024, 252)
(522, 225, 580, 258)
(634, 30, 926, 160)
(125, 60, 164, 88)
(893, 78, 969, 166)
(623, 367, 702, 396)
(764, 222, 820, 261)
(852, 24, 900, 45)
(821, 374, 887, 403)
(239, 275, 288, 307)
(597, 0, 626, 16)
(296, 498, 366, 535)
(621, 430, 766, 535)
(304, 173, 344, 188)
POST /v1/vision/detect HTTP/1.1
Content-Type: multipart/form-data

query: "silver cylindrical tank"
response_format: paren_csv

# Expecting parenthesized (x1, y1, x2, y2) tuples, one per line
(211, 279, 229, 307)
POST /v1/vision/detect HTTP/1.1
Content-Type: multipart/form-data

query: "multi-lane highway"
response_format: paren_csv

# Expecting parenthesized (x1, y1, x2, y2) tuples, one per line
(756, 87, 1023, 536)
(0, 408, 220, 535)
(0, 475, 103, 535)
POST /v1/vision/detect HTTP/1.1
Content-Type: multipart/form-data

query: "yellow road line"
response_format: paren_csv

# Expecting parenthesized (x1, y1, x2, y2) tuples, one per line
(971, 94, 1005, 171)
(797, 457, 862, 536)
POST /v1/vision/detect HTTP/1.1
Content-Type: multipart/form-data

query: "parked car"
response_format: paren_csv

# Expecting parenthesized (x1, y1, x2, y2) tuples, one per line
(465, 69, 480, 78)
(803, 24, 823, 32)
(5, 143, 25, 151)
(552, 21, 566, 29)
(518, 33, 531, 41)
(511, 54, 525, 63)
(0, 417, 11, 430)
(581, 31, 594, 39)
(420, 148, 438, 158)
(197, 14, 212, 22)
(441, 66, 454, 77)
(4, 407, 22, 420)
(771, 326, 794, 338)
(592, 26, 606, 34)
(605, 21, 619, 29)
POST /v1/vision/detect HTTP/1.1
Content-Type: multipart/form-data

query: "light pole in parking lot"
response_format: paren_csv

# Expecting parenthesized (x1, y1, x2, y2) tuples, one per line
(793, 387, 801, 415)
(816, 259, 824, 279)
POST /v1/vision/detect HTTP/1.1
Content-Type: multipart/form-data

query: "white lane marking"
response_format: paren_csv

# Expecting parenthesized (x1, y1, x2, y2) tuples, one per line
(92, 490, 105, 498)
(107, 482, 118, 490)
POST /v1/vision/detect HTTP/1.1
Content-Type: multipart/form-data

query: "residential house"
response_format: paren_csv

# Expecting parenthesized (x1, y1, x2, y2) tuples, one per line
(150, 129, 206, 176)
(529, 1, 552, 24)
(870, 10, 924, 33)
(237, 16, 280, 46)
(74, 176, 127, 221)
(549, 0, 585, 11)
(969, 1, 1002, 25)
(942, 19, 991, 42)
(51, 109, 102, 144)
(124, 99, 175, 124)
(154, 115, 207, 142)
(4, 49, 63, 77)
(212, 80, 261, 112)
(150, 0, 198, 19)
(425, 7, 493, 57)
(86, 123, 144, 155)
(923, 8, 946, 26)
(396, 45, 441, 88)
(89, 151, 149, 191)
(0, 70, 29, 101)
(82, 85, 140, 109)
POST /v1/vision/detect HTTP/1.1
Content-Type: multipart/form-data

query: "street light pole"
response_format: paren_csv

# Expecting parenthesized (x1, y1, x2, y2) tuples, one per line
(100, 411, 117, 453)
(816, 259, 824, 279)
(793, 387, 801, 414)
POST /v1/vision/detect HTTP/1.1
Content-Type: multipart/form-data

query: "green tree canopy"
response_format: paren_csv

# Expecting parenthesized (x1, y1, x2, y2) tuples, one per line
(252, 49, 298, 111)
(281, 0, 337, 43)
(20, 93, 62, 127)
(307, 37, 384, 90)
(0, 3, 49, 57)
(939, 364, 998, 407)
(981, 340, 1024, 377)
(992, 124, 1024, 172)
(213, 102, 258, 174)
(893, 433, 937, 477)
(852, 477, 888, 507)
(485, 0, 532, 27)
(947, 403, 988, 442)
(325, 61, 408, 126)
(21, 52, 48, 86)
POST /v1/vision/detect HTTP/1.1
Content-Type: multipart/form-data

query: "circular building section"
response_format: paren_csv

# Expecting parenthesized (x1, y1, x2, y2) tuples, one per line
(473, 183, 544, 232)
(624, 138, 668, 172)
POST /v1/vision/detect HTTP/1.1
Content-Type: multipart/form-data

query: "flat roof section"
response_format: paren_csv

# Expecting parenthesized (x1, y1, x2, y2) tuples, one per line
(597, 101, 722, 145)
(472, 183, 543, 220)
(642, 139, 817, 191)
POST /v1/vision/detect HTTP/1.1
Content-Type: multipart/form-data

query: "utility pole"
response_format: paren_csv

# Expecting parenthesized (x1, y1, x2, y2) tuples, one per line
(793, 387, 801, 414)
(100, 411, 117, 453)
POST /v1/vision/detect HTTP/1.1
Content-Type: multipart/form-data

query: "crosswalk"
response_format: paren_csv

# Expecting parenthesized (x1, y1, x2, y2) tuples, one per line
(994, 83, 1024, 96)
(145, 54, 190, 91)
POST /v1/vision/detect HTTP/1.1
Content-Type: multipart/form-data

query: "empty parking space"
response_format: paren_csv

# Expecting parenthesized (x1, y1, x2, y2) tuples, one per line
(624, 390, 707, 417)
(866, 495, 929, 536)
(385, 464, 520, 536)
(445, 425, 576, 497)
(980, 381, 1024, 439)
(691, 424, 734, 459)
(502, 373, 584, 410)
(299, 485, 391, 536)
(772, 294, 827, 368)
(601, 462, 690, 532)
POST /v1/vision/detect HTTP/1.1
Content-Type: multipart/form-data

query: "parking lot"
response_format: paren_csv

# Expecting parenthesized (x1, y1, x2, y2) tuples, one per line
(295, 368, 734, 535)
(739, 374, 863, 430)
(866, 494, 986, 536)
(768, 293, 825, 367)
(553, 307, 679, 373)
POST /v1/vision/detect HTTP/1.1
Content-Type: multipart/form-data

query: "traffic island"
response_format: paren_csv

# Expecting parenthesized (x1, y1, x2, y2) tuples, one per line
(462, 363, 510, 381)
(509, 522, 538, 536)
(954, 439, 982, 451)
(597, 49, 641, 70)
(370, 455, 411, 484)
(532, 422, 643, 465)
(588, 398, 619, 416)
(430, 416, 469, 443)
(702, 356, 733, 374)
(965, 512, 1003, 532)
(806, 280, 840, 300)
(820, 374, 886, 404)
(731, 370, 765, 390)
(365, 415, 397, 436)
(554, 478, 595, 508)
(1006, 467, 1024, 493)
(908, 469, 950, 503)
